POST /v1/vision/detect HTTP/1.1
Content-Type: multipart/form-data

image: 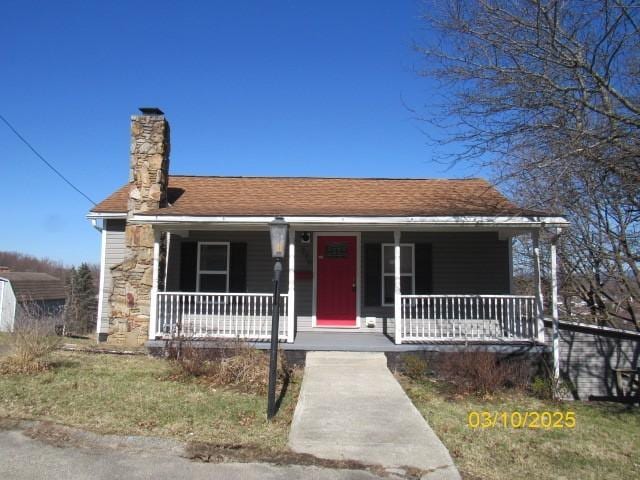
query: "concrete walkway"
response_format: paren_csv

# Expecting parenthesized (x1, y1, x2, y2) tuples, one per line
(289, 352, 460, 479)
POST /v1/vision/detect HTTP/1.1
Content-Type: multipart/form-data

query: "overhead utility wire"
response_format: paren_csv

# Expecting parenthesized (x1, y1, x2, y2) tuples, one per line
(0, 113, 97, 205)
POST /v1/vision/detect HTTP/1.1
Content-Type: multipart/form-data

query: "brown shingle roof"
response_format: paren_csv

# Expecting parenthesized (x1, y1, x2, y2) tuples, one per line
(91, 175, 547, 217)
(1, 272, 66, 301)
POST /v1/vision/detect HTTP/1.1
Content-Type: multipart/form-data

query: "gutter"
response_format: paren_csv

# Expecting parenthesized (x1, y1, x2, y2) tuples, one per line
(86, 212, 127, 220)
(90, 219, 103, 233)
(128, 214, 570, 228)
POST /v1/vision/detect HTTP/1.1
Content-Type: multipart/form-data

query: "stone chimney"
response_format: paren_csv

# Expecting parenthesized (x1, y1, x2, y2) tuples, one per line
(107, 108, 170, 345)
(128, 107, 171, 214)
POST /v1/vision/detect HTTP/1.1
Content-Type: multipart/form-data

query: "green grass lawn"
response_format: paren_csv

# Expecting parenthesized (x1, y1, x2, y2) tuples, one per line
(0, 349, 299, 451)
(401, 376, 640, 480)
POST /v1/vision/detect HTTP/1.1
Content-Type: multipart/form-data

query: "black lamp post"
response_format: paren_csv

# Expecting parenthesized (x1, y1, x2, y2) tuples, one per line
(267, 216, 288, 419)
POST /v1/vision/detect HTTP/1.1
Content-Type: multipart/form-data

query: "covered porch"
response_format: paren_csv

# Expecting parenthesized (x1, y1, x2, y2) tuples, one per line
(141, 215, 566, 346)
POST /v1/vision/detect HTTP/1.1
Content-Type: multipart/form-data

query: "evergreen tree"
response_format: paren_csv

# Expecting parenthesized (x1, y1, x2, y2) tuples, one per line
(65, 263, 97, 334)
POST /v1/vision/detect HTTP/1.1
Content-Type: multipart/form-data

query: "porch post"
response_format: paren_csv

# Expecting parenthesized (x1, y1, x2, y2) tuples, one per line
(550, 228, 561, 382)
(163, 232, 171, 291)
(507, 235, 514, 294)
(287, 229, 295, 343)
(532, 230, 545, 343)
(148, 229, 161, 340)
(394, 230, 402, 345)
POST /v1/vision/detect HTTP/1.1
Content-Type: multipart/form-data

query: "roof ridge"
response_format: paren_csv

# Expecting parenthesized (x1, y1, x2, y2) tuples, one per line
(166, 174, 486, 181)
(0, 271, 61, 279)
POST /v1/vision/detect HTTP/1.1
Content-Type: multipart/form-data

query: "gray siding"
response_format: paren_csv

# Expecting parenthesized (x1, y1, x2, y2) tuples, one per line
(99, 220, 126, 334)
(547, 324, 640, 400)
(166, 231, 288, 294)
(410, 231, 510, 294)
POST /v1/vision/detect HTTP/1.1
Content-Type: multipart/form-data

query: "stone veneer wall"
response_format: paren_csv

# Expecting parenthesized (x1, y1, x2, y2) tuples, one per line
(107, 113, 170, 345)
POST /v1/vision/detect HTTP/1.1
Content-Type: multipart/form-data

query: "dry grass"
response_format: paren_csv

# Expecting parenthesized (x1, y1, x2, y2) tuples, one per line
(0, 349, 300, 451)
(400, 375, 640, 480)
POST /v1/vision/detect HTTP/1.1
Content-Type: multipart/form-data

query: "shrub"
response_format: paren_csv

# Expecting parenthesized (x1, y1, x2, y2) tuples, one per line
(530, 361, 573, 400)
(0, 324, 61, 374)
(215, 347, 291, 394)
(167, 339, 292, 395)
(166, 340, 216, 377)
(437, 351, 531, 396)
(403, 354, 428, 380)
(531, 376, 553, 399)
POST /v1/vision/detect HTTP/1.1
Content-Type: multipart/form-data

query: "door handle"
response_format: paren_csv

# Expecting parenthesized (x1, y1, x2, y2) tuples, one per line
(352, 281, 356, 291)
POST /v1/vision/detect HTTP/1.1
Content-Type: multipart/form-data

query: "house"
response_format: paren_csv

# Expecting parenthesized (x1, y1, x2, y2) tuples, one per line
(88, 108, 568, 348)
(0, 272, 66, 332)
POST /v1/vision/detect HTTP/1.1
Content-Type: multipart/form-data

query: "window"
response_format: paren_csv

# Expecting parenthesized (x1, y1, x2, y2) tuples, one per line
(381, 244, 414, 306)
(196, 242, 229, 292)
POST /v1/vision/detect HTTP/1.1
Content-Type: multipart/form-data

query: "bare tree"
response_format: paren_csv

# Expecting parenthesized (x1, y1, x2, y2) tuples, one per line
(509, 153, 639, 328)
(418, 0, 639, 179)
(417, 0, 639, 329)
(0, 251, 71, 282)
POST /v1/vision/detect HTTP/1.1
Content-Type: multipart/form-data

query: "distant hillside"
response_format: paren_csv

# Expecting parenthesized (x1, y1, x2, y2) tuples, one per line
(0, 251, 98, 284)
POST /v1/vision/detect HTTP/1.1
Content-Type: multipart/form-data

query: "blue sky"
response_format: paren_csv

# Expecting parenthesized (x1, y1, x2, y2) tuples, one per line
(1, 1, 474, 266)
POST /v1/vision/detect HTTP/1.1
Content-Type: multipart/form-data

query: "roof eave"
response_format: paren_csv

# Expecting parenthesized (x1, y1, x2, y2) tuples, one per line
(129, 213, 570, 229)
(86, 211, 127, 219)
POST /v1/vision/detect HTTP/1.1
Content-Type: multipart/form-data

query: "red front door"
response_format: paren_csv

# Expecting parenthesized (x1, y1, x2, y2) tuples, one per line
(316, 235, 357, 327)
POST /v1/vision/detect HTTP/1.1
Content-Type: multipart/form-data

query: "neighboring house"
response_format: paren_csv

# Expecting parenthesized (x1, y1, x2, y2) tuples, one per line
(0, 272, 66, 332)
(88, 108, 568, 347)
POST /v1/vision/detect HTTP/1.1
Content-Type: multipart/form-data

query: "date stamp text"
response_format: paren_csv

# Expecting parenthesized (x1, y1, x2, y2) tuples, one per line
(467, 411, 576, 429)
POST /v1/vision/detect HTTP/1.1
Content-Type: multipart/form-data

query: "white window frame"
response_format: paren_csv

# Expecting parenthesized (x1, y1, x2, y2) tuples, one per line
(381, 243, 414, 306)
(196, 241, 230, 292)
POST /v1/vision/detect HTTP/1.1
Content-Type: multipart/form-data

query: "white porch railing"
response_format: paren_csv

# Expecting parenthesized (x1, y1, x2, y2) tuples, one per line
(400, 295, 537, 342)
(155, 292, 288, 341)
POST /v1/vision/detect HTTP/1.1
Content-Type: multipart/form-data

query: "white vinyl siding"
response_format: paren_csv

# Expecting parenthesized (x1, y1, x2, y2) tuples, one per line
(0, 279, 17, 332)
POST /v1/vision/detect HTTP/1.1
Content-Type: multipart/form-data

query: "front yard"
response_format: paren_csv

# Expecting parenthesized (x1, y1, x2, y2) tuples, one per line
(1, 332, 638, 479)
(401, 376, 640, 480)
(0, 342, 299, 452)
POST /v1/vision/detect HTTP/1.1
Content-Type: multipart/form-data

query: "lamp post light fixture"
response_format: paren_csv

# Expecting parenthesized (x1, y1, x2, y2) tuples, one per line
(267, 216, 288, 419)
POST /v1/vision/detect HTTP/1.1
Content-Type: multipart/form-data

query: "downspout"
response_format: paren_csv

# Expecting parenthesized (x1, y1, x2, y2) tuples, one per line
(91, 218, 107, 341)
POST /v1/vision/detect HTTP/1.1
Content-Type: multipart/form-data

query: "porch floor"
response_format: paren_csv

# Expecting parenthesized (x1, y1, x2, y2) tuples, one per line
(254, 332, 546, 353)
(147, 332, 547, 353)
